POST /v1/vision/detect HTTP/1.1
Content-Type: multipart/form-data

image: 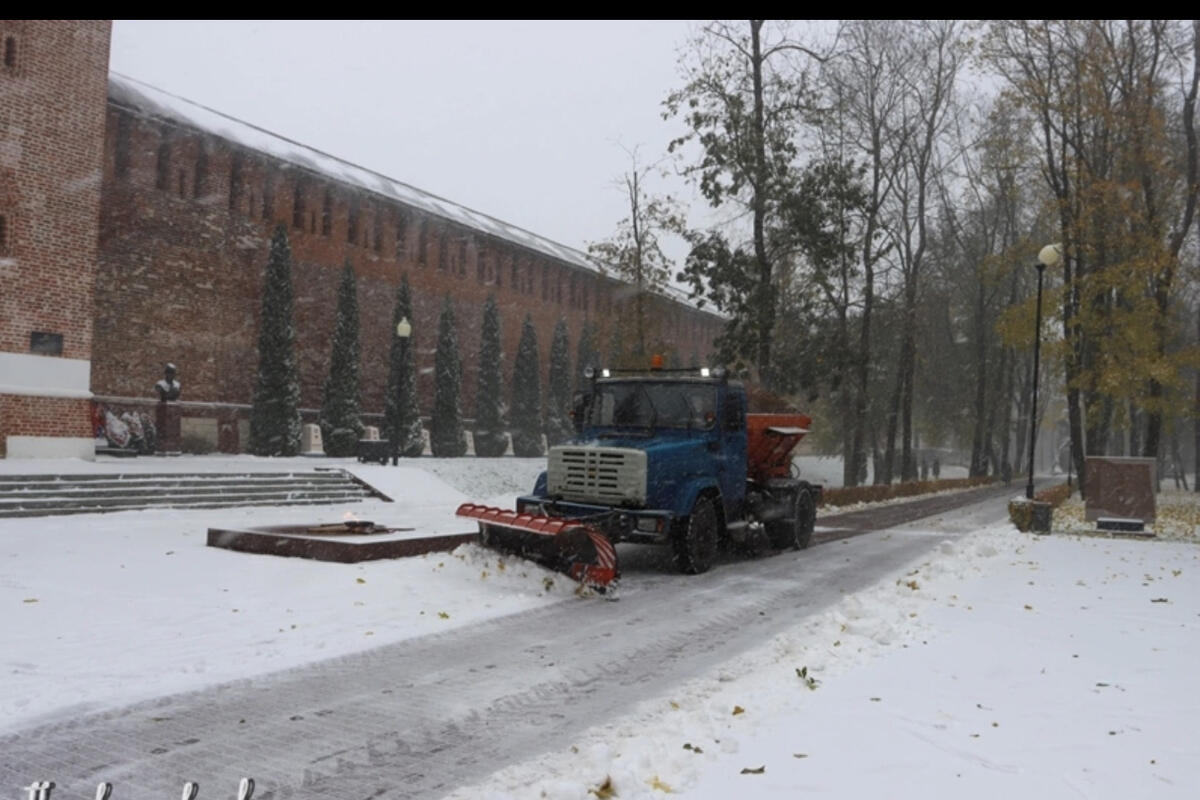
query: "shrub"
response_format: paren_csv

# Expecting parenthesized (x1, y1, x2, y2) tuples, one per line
(1008, 482, 1072, 532)
(326, 428, 359, 457)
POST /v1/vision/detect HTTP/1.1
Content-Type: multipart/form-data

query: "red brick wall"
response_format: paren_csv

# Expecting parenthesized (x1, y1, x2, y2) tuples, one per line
(93, 103, 723, 426)
(0, 21, 111, 361)
(0, 21, 111, 451)
(0, 395, 93, 457)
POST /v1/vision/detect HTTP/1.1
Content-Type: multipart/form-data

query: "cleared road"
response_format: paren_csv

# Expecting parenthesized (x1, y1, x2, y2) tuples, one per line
(1, 482, 1025, 799)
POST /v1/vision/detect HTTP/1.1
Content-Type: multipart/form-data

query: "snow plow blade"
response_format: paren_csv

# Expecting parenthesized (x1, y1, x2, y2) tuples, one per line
(454, 503, 618, 592)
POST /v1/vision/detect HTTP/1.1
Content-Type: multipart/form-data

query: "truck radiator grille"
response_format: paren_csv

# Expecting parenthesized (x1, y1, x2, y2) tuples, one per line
(548, 447, 646, 505)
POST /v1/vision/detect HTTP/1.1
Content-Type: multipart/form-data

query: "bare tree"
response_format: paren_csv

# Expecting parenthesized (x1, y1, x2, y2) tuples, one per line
(588, 145, 685, 360)
(820, 19, 911, 484)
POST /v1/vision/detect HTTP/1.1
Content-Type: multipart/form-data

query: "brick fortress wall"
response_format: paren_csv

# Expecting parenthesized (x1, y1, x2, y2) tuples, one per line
(93, 98, 722, 452)
(0, 21, 112, 457)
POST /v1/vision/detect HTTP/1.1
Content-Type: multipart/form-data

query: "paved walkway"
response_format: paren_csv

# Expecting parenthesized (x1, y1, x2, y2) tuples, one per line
(1, 482, 1024, 800)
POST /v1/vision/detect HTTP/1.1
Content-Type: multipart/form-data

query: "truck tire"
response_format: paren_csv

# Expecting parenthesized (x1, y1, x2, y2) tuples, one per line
(674, 494, 719, 574)
(769, 485, 816, 550)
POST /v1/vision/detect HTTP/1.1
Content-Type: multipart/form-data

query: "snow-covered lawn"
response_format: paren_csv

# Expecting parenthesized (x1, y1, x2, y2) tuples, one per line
(451, 525, 1200, 799)
(0, 458, 559, 733)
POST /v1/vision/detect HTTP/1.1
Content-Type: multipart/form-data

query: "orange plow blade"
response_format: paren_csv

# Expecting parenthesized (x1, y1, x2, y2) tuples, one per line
(455, 503, 619, 592)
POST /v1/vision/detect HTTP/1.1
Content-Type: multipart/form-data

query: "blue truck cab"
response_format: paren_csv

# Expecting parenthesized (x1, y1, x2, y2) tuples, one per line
(516, 367, 818, 574)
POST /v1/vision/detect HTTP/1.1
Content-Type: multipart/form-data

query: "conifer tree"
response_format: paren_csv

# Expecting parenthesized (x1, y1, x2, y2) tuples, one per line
(319, 261, 363, 456)
(575, 320, 598, 392)
(511, 314, 544, 457)
(545, 318, 573, 446)
(384, 274, 424, 458)
(249, 224, 302, 456)
(472, 295, 508, 457)
(431, 295, 467, 457)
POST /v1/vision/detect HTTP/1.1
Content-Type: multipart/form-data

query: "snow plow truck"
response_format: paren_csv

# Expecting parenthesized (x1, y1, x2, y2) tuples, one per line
(456, 361, 821, 593)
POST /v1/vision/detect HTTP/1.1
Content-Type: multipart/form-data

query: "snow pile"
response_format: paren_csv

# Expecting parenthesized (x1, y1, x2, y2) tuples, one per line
(360, 457, 544, 505)
(450, 527, 1200, 799)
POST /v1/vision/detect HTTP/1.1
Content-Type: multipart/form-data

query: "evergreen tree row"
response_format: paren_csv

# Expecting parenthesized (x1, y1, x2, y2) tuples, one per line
(248, 229, 619, 461)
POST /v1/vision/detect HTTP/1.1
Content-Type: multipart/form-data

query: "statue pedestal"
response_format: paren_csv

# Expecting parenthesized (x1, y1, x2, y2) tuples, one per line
(156, 402, 182, 455)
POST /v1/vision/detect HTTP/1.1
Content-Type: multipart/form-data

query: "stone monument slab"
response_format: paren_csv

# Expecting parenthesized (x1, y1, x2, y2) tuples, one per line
(1084, 456, 1155, 524)
(300, 423, 325, 457)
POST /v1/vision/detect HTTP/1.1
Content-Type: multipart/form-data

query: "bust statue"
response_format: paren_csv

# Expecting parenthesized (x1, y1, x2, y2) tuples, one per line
(154, 362, 181, 402)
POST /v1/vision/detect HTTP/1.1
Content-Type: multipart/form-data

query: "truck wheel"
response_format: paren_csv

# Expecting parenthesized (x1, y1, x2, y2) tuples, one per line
(674, 495, 719, 574)
(769, 487, 816, 550)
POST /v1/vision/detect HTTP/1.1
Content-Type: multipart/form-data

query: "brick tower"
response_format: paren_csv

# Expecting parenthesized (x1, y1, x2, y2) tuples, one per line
(0, 21, 111, 458)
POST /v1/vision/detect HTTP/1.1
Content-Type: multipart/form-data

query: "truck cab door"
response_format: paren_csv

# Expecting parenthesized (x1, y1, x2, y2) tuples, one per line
(717, 386, 748, 518)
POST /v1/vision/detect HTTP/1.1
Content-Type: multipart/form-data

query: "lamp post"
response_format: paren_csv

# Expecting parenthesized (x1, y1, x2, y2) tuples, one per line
(391, 316, 412, 466)
(1026, 243, 1061, 499)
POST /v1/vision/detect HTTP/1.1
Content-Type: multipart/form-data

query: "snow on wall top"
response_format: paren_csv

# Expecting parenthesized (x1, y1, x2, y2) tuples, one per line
(107, 72, 705, 311)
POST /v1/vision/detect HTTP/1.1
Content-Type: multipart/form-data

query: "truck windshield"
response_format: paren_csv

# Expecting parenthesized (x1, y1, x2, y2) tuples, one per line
(586, 381, 717, 431)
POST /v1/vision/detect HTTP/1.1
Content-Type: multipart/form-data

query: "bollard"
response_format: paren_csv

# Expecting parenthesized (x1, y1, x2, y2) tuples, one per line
(24, 782, 54, 800)
(19, 777, 253, 797)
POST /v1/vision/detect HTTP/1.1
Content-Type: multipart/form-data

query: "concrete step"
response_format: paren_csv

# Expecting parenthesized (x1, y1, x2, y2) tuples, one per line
(1, 481, 371, 501)
(0, 469, 386, 518)
(0, 495, 375, 518)
(0, 487, 370, 509)
(0, 471, 351, 488)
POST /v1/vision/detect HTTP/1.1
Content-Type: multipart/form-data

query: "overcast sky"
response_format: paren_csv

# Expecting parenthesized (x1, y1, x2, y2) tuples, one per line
(109, 20, 703, 264)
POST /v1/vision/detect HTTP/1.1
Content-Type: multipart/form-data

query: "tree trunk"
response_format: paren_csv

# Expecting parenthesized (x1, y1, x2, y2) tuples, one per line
(881, 351, 903, 484)
(1013, 357, 1032, 476)
(871, 420, 886, 485)
(850, 264, 874, 488)
(900, 355, 916, 482)
(836, 310, 858, 487)
(749, 20, 774, 381)
(998, 344, 1014, 477)
(969, 279, 989, 477)
(1129, 401, 1141, 457)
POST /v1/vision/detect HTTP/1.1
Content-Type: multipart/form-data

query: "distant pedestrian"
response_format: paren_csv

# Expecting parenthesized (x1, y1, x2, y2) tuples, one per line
(932, 457, 940, 479)
(1001, 460, 1012, 486)
(920, 458, 929, 481)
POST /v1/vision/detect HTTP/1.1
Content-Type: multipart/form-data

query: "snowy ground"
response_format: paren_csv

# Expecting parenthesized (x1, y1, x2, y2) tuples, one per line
(449, 524, 1200, 800)
(0, 458, 554, 733)
(1, 453, 968, 734)
(5, 453, 1195, 799)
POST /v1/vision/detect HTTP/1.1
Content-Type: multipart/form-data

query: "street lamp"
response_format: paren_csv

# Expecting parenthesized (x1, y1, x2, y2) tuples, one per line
(1026, 243, 1061, 499)
(391, 316, 412, 466)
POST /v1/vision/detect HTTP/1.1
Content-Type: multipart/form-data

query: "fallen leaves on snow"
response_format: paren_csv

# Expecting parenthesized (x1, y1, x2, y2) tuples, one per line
(647, 775, 674, 793)
(588, 776, 616, 798)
